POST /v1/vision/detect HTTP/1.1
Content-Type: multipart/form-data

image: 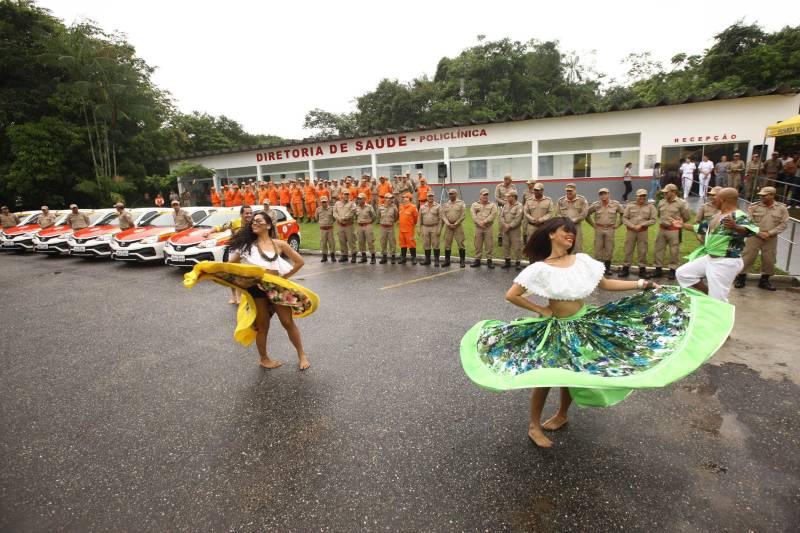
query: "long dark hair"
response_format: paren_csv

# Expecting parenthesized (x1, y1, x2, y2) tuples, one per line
(523, 217, 576, 263)
(228, 211, 276, 253)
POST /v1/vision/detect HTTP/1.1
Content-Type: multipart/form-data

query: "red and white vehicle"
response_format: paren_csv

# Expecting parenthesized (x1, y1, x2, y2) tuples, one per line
(0, 210, 71, 252)
(163, 206, 301, 267)
(110, 206, 215, 263)
(32, 209, 110, 255)
(68, 208, 161, 258)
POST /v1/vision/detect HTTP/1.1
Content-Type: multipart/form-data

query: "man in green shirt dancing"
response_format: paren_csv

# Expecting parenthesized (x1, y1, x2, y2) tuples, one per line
(670, 188, 758, 302)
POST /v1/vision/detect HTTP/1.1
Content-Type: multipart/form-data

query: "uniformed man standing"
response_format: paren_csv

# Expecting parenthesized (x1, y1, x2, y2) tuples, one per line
(523, 182, 553, 243)
(418, 191, 442, 266)
(653, 183, 691, 279)
(378, 193, 399, 264)
(315, 195, 336, 262)
(397, 193, 419, 265)
(38, 206, 56, 229)
(556, 184, 589, 252)
(744, 153, 764, 199)
(333, 189, 357, 263)
(734, 186, 789, 291)
(619, 189, 657, 278)
(440, 189, 467, 268)
(355, 193, 377, 264)
(587, 188, 623, 274)
(729, 152, 745, 192)
(115, 202, 134, 230)
(522, 179, 538, 205)
(495, 174, 517, 246)
(0, 206, 20, 229)
(695, 187, 721, 224)
(470, 188, 499, 268)
(66, 204, 90, 230)
(172, 200, 193, 232)
(499, 190, 524, 270)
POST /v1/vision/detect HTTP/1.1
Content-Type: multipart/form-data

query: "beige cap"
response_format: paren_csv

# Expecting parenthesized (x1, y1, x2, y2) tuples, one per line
(636, 188, 648, 196)
(565, 183, 576, 191)
(758, 186, 777, 195)
(69, 204, 78, 209)
(448, 188, 458, 194)
(384, 192, 394, 199)
(114, 202, 124, 208)
(171, 200, 180, 205)
(503, 174, 512, 180)
(506, 189, 518, 197)
(427, 191, 435, 197)
(598, 187, 609, 194)
(320, 196, 328, 202)
(479, 188, 490, 195)
(526, 179, 537, 185)
(342, 189, 350, 195)
(357, 193, 366, 199)
(708, 186, 722, 196)
(533, 183, 544, 191)
(661, 183, 679, 193)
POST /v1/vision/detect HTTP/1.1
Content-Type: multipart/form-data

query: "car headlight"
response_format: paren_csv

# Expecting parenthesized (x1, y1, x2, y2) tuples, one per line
(22, 232, 35, 238)
(95, 234, 112, 242)
(140, 236, 159, 244)
(198, 239, 217, 248)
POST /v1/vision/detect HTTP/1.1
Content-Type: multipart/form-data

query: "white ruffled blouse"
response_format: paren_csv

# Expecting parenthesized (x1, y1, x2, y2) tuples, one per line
(241, 245, 293, 276)
(513, 253, 605, 301)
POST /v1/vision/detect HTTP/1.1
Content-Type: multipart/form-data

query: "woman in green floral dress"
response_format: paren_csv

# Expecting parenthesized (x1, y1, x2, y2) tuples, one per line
(460, 217, 734, 448)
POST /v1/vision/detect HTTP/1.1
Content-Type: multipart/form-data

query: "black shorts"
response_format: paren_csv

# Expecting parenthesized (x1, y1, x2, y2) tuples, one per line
(246, 285, 267, 299)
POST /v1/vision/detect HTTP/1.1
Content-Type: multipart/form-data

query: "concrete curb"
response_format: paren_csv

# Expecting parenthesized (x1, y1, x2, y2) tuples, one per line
(298, 248, 799, 285)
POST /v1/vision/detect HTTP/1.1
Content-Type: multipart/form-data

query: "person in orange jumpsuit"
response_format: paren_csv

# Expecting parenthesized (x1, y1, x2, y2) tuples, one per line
(268, 182, 279, 206)
(290, 181, 304, 220)
(258, 182, 269, 205)
(230, 184, 244, 206)
(279, 183, 291, 209)
(317, 181, 331, 205)
(303, 179, 317, 221)
(397, 192, 419, 264)
(210, 187, 221, 207)
(243, 184, 256, 206)
(357, 176, 372, 205)
(377, 176, 393, 206)
(223, 185, 233, 207)
(416, 177, 430, 207)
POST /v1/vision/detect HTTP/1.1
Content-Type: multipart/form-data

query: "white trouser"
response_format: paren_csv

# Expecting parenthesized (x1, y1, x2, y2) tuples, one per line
(676, 254, 743, 302)
(699, 174, 711, 198)
(682, 176, 693, 199)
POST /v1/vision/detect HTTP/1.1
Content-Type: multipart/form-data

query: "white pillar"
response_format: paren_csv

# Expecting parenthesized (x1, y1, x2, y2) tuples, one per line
(443, 147, 451, 183)
(257, 165, 263, 182)
(531, 140, 538, 180)
(309, 158, 315, 180)
(370, 153, 377, 179)
(213, 173, 221, 191)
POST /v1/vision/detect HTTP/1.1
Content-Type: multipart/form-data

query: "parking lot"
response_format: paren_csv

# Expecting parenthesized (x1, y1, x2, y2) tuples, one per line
(1, 252, 798, 531)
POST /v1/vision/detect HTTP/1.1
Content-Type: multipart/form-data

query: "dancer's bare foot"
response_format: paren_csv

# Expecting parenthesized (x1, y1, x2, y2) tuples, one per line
(528, 426, 553, 448)
(259, 357, 282, 369)
(298, 354, 310, 371)
(542, 414, 568, 431)
(228, 297, 237, 304)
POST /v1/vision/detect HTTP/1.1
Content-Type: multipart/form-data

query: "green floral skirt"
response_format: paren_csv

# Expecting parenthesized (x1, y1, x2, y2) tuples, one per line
(459, 287, 734, 407)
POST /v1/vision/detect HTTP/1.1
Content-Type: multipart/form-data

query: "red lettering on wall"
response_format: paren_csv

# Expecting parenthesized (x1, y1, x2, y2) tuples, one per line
(339, 143, 348, 153)
(329, 144, 338, 154)
(398, 135, 407, 146)
(355, 141, 363, 151)
(256, 153, 263, 162)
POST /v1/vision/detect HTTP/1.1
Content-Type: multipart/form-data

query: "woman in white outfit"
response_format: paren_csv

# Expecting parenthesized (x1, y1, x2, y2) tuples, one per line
(697, 155, 714, 200)
(680, 157, 697, 200)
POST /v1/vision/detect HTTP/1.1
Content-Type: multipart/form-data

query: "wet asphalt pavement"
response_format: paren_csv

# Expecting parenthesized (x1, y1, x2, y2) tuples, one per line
(1, 252, 798, 531)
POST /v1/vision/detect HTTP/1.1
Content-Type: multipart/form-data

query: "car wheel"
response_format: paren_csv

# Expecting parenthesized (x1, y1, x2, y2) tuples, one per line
(287, 235, 300, 251)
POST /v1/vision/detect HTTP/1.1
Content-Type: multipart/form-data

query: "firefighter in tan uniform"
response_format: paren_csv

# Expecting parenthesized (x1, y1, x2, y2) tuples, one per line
(378, 193, 399, 264)
(521, 179, 538, 205)
(470, 188, 498, 268)
(440, 189, 467, 268)
(494, 174, 517, 246)
(115, 202, 134, 230)
(653, 183, 691, 279)
(334, 189, 357, 263)
(418, 191, 442, 266)
(0, 206, 20, 229)
(556, 184, 589, 252)
(523, 182, 553, 243)
(38, 206, 56, 229)
(66, 204, 91, 230)
(695, 187, 721, 224)
(315, 196, 336, 262)
(734, 186, 789, 291)
(499, 190, 524, 270)
(619, 188, 657, 278)
(587, 188, 623, 274)
(172, 200, 194, 232)
(355, 193, 377, 264)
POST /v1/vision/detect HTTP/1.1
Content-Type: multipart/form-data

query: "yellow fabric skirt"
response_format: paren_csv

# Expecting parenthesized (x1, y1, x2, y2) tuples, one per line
(183, 262, 319, 346)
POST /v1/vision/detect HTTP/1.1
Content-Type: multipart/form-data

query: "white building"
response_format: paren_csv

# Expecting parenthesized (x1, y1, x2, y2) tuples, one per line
(168, 89, 799, 202)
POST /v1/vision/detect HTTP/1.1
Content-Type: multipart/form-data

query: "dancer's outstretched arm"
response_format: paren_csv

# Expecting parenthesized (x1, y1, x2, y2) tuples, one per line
(599, 278, 660, 291)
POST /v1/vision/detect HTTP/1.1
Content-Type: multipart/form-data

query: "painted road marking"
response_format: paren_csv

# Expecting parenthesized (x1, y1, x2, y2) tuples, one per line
(294, 264, 362, 279)
(379, 268, 463, 290)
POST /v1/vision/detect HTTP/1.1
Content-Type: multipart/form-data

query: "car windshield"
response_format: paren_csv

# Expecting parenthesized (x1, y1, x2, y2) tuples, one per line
(54, 213, 70, 224)
(141, 213, 177, 228)
(195, 212, 239, 228)
(89, 212, 108, 224)
(93, 213, 119, 226)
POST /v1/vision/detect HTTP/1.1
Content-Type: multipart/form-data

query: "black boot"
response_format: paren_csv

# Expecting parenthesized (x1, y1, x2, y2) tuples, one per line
(638, 266, 651, 279)
(604, 260, 612, 275)
(442, 250, 451, 267)
(359, 252, 367, 263)
(433, 249, 440, 267)
(501, 258, 512, 269)
(420, 249, 431, 266)
(667, 268, 676, 280)
(390, 254, 396, 264)
(398, 248, 407, 264)
(618, 265, 630, 278)
(459, 249, 466, 268)
(758, 274, 776, 291)
(653, 267, 663, 278)
(515, 260, 522, 271)
(321, 253, 328, 263)
(370, 253, 376, 265)
(351, 253, 357, 263)
(734, 273, 746, 288)
(379, 254, 388, 264)
(410, 248, 417, 265)
(487, 258, 495, 269)
(470, 258, 481, 268)
(338, 253, 348, 263)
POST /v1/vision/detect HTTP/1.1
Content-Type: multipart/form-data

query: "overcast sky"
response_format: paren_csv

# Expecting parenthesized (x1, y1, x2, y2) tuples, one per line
(44, 0, 795, 140)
